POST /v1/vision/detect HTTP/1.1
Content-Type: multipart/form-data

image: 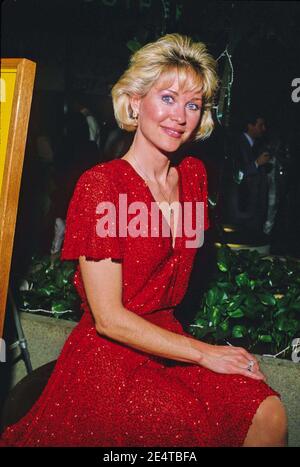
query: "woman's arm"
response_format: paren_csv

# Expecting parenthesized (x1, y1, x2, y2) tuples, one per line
(79, 257, 266, 381)
(80, 256, 201, 365)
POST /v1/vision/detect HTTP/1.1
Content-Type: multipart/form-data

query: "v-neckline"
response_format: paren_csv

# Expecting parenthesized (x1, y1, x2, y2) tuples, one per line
(119, 158, 183, 251)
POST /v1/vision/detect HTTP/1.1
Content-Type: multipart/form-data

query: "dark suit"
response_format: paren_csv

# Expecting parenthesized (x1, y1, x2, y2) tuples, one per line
(227, 133, 269, 234)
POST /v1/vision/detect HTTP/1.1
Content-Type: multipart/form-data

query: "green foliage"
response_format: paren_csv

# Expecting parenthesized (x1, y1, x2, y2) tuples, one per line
(19, 256, 81, 321)
(190, 246, 300, 359)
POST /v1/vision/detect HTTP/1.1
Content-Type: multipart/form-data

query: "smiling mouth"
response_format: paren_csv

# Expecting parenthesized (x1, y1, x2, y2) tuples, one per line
(161, 126, 184, 139)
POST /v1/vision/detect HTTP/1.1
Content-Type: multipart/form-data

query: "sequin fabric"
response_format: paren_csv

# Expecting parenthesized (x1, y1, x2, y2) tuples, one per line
(0, 156, 280, 447)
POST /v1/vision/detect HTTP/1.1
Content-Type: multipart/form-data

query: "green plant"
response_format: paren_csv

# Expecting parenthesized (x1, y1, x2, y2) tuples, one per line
(19, 255, 81, 321)
(190, 245, 300, 360)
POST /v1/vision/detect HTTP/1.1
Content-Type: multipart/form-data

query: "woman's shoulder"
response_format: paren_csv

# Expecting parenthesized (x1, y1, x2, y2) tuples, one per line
(180, 155, 207, 176)
(76, 159, 122, 187)
(69, 160, 126, 206)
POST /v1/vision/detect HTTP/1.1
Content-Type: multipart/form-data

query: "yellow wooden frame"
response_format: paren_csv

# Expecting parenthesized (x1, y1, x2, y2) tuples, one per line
(0, 58, 36, 337)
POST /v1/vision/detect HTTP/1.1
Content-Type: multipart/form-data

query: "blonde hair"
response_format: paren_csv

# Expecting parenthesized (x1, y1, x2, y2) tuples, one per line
(111, 33, 219, 141)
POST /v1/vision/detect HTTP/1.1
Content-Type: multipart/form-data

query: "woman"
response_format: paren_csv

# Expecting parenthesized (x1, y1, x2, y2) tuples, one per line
(1, 34, 287, 447)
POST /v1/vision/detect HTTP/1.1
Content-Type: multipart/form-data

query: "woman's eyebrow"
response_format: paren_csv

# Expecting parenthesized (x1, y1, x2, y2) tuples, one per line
(160, 88, 178, 94)
(164, 88, 202, 100)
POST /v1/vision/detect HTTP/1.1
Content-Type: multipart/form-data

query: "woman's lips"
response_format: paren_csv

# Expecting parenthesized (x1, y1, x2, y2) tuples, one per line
(161, 126, 184, 139)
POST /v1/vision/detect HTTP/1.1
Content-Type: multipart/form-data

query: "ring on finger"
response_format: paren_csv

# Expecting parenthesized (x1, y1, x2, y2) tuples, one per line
(247, 360, 255, 372)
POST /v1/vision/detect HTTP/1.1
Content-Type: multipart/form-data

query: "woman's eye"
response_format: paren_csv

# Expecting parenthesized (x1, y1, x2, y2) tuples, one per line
(186, 102, 200, 111)
(162, 95, 174, 104)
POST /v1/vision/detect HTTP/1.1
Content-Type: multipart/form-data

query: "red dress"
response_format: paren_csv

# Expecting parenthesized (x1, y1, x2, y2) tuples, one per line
(0, 156, 279, 447)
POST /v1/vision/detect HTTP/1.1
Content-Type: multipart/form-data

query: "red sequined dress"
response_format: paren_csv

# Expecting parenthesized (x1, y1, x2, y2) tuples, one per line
(0, 156, 279, 447)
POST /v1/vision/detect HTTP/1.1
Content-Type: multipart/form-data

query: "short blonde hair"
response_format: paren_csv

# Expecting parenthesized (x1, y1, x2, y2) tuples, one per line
(111, 33, 219, 141)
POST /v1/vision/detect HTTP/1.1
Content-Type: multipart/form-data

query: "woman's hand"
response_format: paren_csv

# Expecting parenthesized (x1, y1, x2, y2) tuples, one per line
(193, 341, 266, 382)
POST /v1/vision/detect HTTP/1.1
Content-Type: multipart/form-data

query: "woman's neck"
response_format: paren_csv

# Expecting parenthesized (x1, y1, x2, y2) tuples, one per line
(123, 132, 172, 185)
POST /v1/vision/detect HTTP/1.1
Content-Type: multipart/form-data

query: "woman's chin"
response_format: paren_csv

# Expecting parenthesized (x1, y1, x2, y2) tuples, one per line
(154, 138, 183, 153)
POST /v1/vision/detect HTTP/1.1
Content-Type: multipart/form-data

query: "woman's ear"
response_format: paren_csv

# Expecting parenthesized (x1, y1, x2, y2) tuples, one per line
(130, 95, 141, 117)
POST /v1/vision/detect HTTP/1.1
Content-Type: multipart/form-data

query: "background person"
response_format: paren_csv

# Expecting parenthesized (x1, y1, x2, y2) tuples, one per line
(227, 112, 272, 236)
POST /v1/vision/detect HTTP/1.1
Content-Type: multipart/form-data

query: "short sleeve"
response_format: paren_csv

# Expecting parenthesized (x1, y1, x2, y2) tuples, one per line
(61, 166, 124, 261)
(189, 157, 210, 231)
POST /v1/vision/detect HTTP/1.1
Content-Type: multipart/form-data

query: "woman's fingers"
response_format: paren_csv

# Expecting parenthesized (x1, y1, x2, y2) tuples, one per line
(226, 361, 265, 381)
(233, 348, 263, 374)
(228, 352, 266, 381)
(201, 345, 267, 382)
(240, 367, 266, 381)
(242, 357, 259, 372)
(235, 348, 259, 365)
(237, 361, 266, 381)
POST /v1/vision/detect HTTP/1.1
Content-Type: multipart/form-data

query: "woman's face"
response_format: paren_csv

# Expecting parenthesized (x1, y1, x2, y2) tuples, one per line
(132, 70, 203, 153)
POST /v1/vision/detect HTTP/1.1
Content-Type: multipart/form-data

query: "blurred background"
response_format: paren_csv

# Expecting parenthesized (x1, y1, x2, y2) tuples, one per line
(2, 0, 300, 279)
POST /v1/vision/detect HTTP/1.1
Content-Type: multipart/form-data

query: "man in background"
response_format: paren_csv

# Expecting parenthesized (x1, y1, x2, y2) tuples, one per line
(67, 93, 101, 150)
(228, 112, 272, 236)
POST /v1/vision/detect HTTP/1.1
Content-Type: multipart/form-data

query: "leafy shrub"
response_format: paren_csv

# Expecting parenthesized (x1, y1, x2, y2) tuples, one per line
(19, 256, 81, 321)
(190, 246, 300, 359)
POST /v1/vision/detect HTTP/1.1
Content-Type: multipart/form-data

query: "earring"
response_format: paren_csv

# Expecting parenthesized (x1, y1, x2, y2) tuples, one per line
(132, 110, 138, 123)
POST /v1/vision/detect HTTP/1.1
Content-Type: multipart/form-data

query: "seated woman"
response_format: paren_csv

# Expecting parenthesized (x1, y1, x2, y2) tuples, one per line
(0, 33, 287, 447)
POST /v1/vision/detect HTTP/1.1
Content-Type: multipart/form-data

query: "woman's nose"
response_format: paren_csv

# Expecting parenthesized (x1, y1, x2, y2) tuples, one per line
(171, 105, 186, 124)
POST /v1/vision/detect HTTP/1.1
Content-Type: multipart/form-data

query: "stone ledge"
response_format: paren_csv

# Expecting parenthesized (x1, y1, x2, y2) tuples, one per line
(9, 312, 76, 388)
(256, 355, 300, 447)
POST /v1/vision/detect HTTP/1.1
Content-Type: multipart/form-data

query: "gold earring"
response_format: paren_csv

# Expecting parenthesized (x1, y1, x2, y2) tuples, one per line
(132, 111, 138, 124)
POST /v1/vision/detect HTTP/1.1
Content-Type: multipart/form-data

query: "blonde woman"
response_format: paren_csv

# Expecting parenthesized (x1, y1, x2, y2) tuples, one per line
(1, 34, 287, 447)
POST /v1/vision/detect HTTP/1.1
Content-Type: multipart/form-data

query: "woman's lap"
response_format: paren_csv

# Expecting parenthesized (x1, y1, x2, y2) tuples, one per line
(164, 359, 280, 446)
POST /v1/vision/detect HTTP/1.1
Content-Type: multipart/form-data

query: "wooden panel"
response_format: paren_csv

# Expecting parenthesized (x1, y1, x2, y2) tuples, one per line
(0, 58, 36, 337)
